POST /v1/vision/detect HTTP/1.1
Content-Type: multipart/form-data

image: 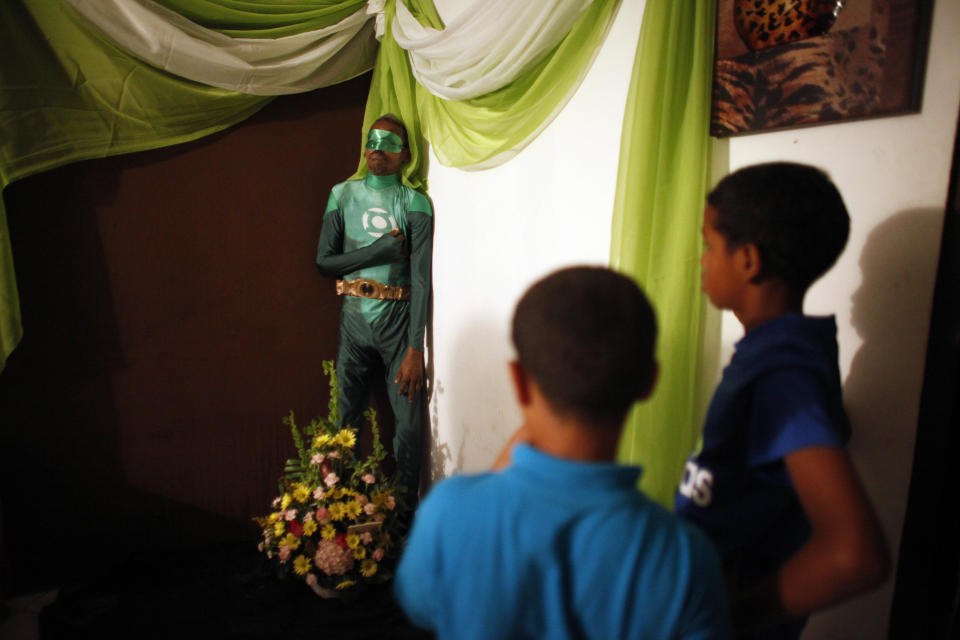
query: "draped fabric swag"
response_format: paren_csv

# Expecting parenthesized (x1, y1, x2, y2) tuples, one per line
(610, 0, 717, 506)
(1, 0, 621, 366)
(2, 0, 716, 504)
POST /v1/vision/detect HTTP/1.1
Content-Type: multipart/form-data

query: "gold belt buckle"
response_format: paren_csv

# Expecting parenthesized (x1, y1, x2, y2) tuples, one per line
(336, 279, 410, 301)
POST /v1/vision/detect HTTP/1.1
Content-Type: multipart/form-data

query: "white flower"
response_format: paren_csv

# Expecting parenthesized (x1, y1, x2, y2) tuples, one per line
(313, 487, 325, 500)
(324, 472, 340, 488)
(310, 453, 325, 465)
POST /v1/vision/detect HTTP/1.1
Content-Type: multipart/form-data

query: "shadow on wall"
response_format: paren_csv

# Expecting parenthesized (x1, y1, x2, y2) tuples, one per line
(426, 315, 518, 486)
(845, 207, 944, 459)
(806, 207, 944, 639)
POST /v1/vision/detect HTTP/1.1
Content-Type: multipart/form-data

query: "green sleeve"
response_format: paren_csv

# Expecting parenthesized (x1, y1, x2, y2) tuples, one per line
(315, 207, 406, 277)
(406, 210, 433, 351)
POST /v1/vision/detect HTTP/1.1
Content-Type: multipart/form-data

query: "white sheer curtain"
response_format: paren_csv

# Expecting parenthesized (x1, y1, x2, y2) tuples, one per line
(64, 0, 380, 95)
(393, 0, 593, 100)
(65, 0, 599, 101)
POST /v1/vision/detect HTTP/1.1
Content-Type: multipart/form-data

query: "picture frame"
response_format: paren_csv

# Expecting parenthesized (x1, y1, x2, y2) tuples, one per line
(710, 0, 934, 137)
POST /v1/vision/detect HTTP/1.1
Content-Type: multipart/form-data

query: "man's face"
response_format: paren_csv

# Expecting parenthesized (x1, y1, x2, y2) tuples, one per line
(364, 119, 409, 176)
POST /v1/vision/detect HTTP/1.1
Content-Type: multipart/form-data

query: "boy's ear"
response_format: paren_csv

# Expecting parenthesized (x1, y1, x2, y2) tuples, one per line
(508, 361, 532, 407)
(736, 242, 763, 283)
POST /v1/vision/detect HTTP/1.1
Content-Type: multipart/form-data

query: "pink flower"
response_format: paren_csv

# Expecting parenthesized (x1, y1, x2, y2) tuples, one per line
(305, 573, 318, 587)
(324, 472, 339, 487)
(361, 473, 376, 484)
(310, 453, 325, 465)
(360, 532, 373, 545)
(284, 509, 298, 521)
(271, 497, 282, 508)
(357, 494, 369, 505)
(278, 546, 291, 563)
(373, 548, 384, 562)
(314, 539, 354, 576)
(385, 496, 396, 510)
(327, 451, 341, 459)
(316, 507, 330, 522)
(374, 513, 386, 522)
(363, 503, 377, 515)
(302, 511, 314, 522)
(313, 487, 325, 500)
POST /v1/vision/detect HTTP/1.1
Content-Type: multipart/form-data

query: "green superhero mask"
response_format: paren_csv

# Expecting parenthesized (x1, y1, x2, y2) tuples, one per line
(365, 128, 405, 154)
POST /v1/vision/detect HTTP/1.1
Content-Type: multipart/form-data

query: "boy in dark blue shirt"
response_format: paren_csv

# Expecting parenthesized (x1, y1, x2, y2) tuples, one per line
(675, 163, 889, 639)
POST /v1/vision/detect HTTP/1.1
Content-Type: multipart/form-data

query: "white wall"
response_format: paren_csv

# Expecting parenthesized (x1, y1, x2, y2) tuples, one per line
(425, 0, 649, 478)
(425, 0, 960, 637)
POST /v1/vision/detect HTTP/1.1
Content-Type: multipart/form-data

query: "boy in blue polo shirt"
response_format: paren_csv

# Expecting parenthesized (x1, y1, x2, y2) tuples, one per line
(394, 266, 730, 640)
(675, 163, 889, 639)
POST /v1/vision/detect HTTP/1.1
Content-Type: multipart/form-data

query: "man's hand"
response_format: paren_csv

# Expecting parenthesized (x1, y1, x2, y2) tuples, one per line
(395, 347, 424, 402)
(389, 228, 405, 242)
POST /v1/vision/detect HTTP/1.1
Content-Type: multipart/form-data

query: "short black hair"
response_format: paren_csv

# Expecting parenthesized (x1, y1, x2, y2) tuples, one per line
(511, 266, 657, 425)
(707, 162, 850, 294)
(372, 113, 408, 148)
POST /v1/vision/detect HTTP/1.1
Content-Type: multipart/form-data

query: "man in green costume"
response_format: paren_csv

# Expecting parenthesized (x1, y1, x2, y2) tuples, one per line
(315, 115, 433, 510)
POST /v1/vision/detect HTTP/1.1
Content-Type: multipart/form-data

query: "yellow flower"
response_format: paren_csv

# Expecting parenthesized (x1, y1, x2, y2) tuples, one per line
(280, 533, 301, 550)
(346, 501, 363, 519)
(292, 484, 311, 503)
(273, 521, 285, 537)
(321, 524, 336, 540)
(280, 493, 292, 510)
(302, 520, 318, 536)
(329, 502, 347, 521)
(293, 555, 312, 576)
(353, 546, 366, 560)
(335, 580, 355, 591)
(267, 512, 280, 524)
(334, 429, 356, 448)
(361, 559, 378, 578)
(345, 533, 360, 549)
(313, 433, 332, 448)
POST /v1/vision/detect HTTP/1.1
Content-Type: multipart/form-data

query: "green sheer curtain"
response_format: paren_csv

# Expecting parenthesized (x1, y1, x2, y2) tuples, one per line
(355, 0, 621, 189)
(152, 0, 366, 37)
(0, 0, 373, 371)
(610, 0, 717, 507)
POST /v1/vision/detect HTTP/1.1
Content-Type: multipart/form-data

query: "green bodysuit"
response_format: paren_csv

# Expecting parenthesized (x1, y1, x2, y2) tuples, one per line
(316, 172, 433, 507)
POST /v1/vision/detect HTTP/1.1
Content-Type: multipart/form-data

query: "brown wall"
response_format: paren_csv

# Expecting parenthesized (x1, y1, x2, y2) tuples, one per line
(0, 73, 373, 590)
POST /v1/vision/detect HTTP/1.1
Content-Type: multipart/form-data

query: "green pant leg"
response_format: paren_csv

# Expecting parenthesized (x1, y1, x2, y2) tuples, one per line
(375, 303, 425, 510)
(335, 308, 377, 432)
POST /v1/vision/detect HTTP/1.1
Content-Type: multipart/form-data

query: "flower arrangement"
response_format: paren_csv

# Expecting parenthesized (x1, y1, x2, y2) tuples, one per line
(255, 361, 402, 598)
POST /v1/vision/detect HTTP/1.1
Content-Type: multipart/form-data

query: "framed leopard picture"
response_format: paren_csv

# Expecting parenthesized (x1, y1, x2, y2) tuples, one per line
(711, 0, 934, 137)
